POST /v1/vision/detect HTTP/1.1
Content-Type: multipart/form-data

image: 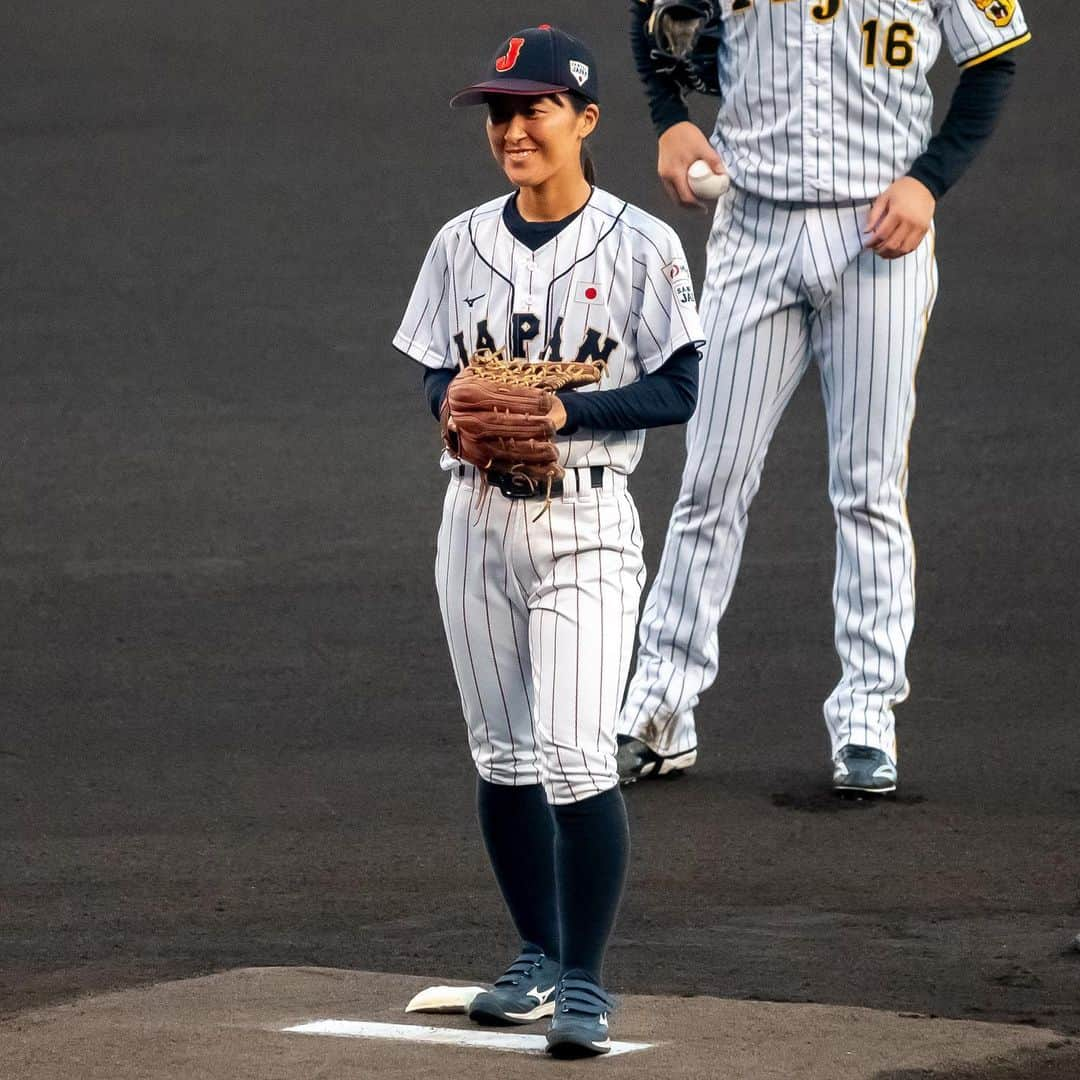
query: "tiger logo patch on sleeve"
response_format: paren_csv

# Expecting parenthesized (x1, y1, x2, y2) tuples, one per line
(972, 0, 1015, 28)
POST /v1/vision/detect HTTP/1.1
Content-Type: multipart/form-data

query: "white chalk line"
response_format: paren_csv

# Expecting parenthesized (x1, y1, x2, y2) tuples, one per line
(283, 1019, 653, 1057)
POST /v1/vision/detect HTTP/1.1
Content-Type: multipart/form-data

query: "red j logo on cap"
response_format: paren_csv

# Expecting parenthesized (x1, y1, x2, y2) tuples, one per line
(494, 37, 524, 72)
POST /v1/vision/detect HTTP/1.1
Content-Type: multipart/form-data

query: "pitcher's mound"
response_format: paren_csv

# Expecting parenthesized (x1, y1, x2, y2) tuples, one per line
(2, 966, 1064, 1078)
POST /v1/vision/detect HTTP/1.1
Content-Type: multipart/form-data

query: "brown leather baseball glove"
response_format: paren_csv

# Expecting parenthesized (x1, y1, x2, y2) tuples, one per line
(441, 348, 605, 498)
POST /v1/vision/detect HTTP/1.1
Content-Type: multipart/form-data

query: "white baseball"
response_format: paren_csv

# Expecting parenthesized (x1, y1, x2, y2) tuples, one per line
(687, 159, 731, 200)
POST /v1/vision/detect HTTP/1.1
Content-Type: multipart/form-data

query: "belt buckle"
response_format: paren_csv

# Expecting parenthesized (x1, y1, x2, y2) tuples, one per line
(493, 471, 537, 500)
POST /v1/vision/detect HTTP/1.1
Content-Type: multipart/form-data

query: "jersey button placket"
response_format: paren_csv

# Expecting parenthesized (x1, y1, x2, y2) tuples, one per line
(517, 271, 537, 313)
(803, 18, 834, 200)
(520, 253, 546, 314)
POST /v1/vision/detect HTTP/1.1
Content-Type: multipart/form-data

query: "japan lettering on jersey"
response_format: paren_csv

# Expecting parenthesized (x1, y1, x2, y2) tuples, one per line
(708, 0, 1031, 202)
(393, 187, 706, 475)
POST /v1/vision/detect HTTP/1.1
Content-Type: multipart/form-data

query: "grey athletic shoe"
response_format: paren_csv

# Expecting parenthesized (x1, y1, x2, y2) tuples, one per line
(467, 950, 560, 1025)
(832, 745, 898, 795)
(616, 734, 697, 784)
(546, 973, 616, 1058)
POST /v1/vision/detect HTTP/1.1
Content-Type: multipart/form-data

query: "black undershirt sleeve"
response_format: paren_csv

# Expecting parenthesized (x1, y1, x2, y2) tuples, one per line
(421, 343, 700, 431)
(556, 343, 699, 433)
(907, 55, 1017, 200)
(423, 365, 455, 420)
(629, 0, 692, 137)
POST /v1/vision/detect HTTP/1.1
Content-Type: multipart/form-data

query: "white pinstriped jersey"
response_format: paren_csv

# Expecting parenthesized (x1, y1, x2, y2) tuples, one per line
(710, 0, 1031, 202)
(393, 186, 706, 475)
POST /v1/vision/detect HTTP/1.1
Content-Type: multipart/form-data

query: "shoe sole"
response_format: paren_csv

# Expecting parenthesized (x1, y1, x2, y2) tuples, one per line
(468, 1001, 555, 1026)
(833, 782, 897, 796)
(619, 748, 697, 786)
(546, 1034, 612, 1058)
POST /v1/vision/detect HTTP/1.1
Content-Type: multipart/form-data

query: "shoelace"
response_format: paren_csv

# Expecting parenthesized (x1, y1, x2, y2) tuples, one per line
(494, 952, 546, 988)
(843, 746, 880, 761)
(555, 977, 615, 1018)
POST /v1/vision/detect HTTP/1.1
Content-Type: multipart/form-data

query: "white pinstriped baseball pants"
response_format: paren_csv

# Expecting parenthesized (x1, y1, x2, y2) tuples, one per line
(436, 466, 645, 804)
(620, 189, 939, 761)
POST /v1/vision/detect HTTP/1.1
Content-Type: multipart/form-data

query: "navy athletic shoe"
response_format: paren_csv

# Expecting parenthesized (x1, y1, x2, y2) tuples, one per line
(616, 734, 696, 784)
(832, 745, 898, 795)
(546, 972, 616, 1057)
(467, 950, 560, 1025)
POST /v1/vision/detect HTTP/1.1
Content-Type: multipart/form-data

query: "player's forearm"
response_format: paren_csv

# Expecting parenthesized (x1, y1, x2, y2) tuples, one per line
(557, 344, 699, 434)
(907, 55, 1017, 200)
(422, 366, 455, 420)
(629, 0, 691, 137)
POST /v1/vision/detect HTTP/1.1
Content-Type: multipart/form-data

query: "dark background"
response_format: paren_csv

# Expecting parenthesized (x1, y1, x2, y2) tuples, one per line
(2, 0, 1078, 1071)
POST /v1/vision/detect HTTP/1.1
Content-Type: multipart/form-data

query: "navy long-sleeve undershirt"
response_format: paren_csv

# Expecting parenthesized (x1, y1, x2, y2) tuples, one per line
(423, 343, 700, 432)
(906, 57, 1016, 200)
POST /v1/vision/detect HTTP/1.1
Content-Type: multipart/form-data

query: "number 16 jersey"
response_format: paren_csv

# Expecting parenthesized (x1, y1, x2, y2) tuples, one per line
(710, 0, 1030, 202)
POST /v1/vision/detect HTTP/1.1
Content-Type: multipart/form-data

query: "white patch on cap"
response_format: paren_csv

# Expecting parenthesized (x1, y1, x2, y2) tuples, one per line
(568, 60, 589, 87)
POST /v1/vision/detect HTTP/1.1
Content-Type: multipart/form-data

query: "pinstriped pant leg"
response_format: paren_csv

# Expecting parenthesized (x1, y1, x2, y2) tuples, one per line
(620, 195, 811, 756)
(435, 474, 541, 787)
(525, 482, 644, 804)
(814, 224, 939, 760)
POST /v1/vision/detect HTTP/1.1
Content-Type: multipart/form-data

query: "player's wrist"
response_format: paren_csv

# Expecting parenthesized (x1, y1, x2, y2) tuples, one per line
(902, 171, 941, 203)
(656, 115, 692, 139)
(555, 392, 582, 436)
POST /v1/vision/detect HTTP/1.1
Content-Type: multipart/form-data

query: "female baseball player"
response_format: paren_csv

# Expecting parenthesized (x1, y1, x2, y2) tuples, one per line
(393, 25, 705, 1057)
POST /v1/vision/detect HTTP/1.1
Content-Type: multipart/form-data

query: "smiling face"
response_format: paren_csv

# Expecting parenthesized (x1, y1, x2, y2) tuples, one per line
(485, 93, 598, 190)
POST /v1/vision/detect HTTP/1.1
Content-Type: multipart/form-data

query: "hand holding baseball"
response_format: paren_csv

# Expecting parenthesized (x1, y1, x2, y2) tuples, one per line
(657, 122, 727, 210)
(687, 159, 730, 201)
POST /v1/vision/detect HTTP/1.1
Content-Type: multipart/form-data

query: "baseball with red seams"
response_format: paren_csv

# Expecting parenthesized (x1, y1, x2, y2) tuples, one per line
(687, 159, 731, 200)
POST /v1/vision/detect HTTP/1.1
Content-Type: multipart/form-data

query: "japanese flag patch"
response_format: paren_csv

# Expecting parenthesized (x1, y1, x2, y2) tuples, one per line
(575, 282, 603, 305)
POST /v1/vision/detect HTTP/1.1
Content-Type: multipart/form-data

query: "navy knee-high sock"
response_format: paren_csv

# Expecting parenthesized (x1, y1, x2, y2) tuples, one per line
(552, 786, 630, 984)
(476, 778, 559, 959)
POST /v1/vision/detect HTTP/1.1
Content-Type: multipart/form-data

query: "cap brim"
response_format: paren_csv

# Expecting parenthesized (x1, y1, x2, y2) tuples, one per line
(449, 79, 571, 108)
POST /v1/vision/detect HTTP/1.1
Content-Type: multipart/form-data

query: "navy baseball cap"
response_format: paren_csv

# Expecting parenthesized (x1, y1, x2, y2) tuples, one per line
(450, 25, 599, 108)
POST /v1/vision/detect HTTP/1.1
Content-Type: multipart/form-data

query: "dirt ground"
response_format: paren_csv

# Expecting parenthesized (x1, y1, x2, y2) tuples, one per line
(3, 969, 1073, 1080)
(2, 2, 1078, 1077)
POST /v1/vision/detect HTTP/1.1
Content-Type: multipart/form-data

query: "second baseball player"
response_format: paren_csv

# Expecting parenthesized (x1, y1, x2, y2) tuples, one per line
(619, 0, 1030, 793)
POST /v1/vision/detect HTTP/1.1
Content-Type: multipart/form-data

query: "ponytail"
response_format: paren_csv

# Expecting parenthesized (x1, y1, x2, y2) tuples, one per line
(555, 92, 598, 185)
(582, 144, 596, 185)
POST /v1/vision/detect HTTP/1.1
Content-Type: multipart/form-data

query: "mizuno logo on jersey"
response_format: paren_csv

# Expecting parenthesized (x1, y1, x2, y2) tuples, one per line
(973, 0, 1014, 27)
(464, 293, 485, 308)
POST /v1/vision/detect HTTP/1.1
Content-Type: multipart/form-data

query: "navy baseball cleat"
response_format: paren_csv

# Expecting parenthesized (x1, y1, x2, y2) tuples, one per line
(467, 949, 560, 1025)
(616, 734, 696, 784)
(832, 745, 897, 795)
(546, 972, 616, 1057)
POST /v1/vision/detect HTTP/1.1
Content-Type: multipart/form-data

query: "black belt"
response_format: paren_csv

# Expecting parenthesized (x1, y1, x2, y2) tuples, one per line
(458, 464, 605, 500)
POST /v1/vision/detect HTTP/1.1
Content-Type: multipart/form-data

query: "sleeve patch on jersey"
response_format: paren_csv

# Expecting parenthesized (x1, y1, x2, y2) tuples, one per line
(674, 280, 696, 306)
(574, 282, 604, 305)
(662, 258, 691, 285)
(972, 0, 1015, 28)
